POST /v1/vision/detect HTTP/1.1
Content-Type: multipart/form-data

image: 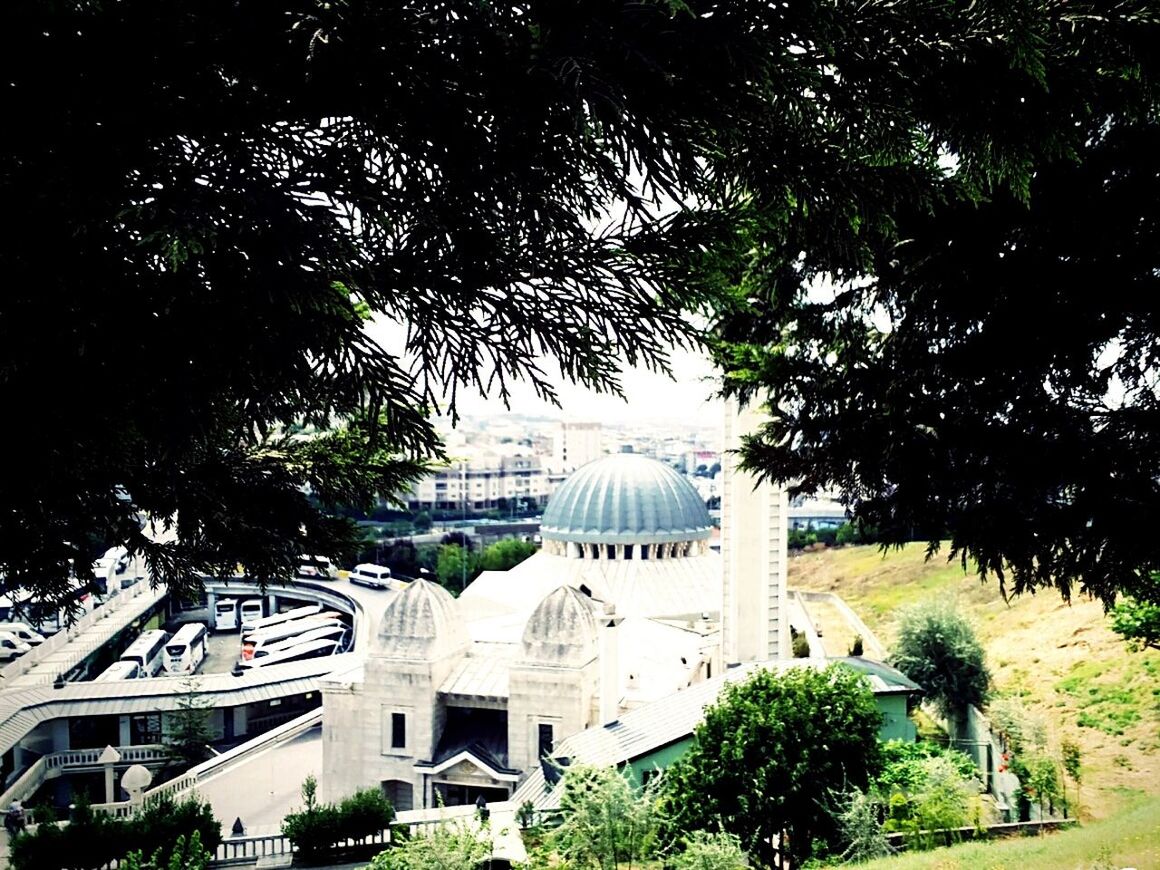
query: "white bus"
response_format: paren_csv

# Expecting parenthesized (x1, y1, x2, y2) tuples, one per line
(239, 637, 341, 670)
(243, 603, 324, 634)
(95, 660, 142, 681)
(248, 624, 348, 662)
(239, 599, 265, 631)
(214, 598, 238, 631)
(119, 629, 169, 677)
(164, 623, 208, 675)
(241, 615, 344, 661)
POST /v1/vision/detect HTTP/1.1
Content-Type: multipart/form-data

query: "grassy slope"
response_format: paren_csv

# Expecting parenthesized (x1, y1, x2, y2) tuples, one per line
(851, 794, 1160, 870)
(789, 543, 1160, 824)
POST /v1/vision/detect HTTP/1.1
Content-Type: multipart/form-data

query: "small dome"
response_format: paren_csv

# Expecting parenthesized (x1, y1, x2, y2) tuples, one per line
(542, 454, 711, 545)
(521, 586, 598, 666)
(376, 578, 468, 659)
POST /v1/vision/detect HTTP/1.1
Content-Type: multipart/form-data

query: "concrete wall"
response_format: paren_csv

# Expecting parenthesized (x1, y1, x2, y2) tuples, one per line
(507, 659, 597, 776)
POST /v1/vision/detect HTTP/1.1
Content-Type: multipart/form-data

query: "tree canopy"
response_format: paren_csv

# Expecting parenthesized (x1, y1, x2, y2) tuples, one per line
(3, 0, 762, 603)
(662, 664, 883, 867)
(890, 601, 990, 722)
(5, 1, 1156, 607)
(713, 2, 1160, 606)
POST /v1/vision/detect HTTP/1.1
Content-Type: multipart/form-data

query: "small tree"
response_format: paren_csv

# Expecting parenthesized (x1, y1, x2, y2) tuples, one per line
(282, 775, 340, 861)
(122, 831, 211, 870)
(165, 678, 215, 767)
(1061, 737, 1083, 816)
(478, 538, 537, 572)
(890, 600, 990, 728)
(550, 763, 663, 869)
(663, 664, 883, 867)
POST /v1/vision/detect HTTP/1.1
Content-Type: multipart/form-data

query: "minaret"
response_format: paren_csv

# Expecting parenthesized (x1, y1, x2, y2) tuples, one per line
(721, 398, 789, 665)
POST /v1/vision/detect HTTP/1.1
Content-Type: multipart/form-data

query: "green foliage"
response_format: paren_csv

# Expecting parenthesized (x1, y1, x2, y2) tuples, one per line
(874, 740, 977, 795)
(905, 756, 980, 847)
(478, 538, 537, 572)
(550, 764, 663, 869)
(1061, 738, 1082, 787)
(835, 790, 892, 864)
(662, 664, 883, 866)
(1021, 753, 1063, 818)
(10, 796, 220, 870)
(122, 831, 211, 870)
(713, 3, 1160, 608)
(3, 1, 760, 605)
(369, 818, 490, 870)
(1110, 583, 1160, 650)
(670, 829, 749, 870)
(282, 776, 395, 861)
(336, 788, 396, 842)
(890, 600, 990, 720)
(790, 626, 811, 658)
(435, 544, 480, 592)
(165, 678, 215, 768)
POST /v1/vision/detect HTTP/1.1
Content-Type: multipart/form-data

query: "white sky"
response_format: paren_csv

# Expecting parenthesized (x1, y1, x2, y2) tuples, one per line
(453, 345, 724, 426)
(367, 315, 724, 428)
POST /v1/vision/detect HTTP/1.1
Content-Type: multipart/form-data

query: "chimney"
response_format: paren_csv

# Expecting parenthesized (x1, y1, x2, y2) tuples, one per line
(599, 601, 623, 725)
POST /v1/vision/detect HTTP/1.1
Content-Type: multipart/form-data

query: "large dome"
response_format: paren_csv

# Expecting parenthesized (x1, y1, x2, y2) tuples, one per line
(541, 454, 712, 546)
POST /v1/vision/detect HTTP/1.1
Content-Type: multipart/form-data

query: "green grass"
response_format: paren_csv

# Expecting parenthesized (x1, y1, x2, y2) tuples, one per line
(838, 794, 1160, 870)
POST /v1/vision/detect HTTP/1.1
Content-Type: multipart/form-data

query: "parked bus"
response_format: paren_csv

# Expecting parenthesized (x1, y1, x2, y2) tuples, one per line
(120, 629, 169, 677)
(247, 623, 348, 662)
(213, 598, 238, 631)
(95, 660, 142, 681)
(239, 599, 265, 631)
(241, 615, 344, 661)
(164, 623, 208, 675)
(239, 637, 341, 670)
(242, 603, 324, 634)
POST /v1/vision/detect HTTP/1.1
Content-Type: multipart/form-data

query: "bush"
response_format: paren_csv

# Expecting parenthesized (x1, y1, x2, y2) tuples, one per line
(337, 788, 395, 841)
(790, 626, 811, 658)
(671, 830, 750, 869)
(10, 795, 220, 870)
(283, 776, 395, 862)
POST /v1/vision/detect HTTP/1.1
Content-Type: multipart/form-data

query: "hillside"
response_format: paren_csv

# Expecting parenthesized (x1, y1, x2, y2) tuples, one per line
(789, 543, 1160, 823)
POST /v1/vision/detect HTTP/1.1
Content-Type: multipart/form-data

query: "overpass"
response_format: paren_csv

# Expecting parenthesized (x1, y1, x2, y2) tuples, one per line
(0, 575, 388, 808)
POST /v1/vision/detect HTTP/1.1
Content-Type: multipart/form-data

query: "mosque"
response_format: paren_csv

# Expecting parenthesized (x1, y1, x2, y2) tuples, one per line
(320, 403, 791, 810)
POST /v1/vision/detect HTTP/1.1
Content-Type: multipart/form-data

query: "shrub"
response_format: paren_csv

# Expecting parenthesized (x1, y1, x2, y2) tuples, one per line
(9, 796, 220, 870)
(671, 830, 750, 869)
(337, 788, 395, 841)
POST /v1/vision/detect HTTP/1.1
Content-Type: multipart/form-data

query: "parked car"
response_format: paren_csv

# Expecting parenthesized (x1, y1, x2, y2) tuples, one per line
(349, 563, 392, 590)
(0, 631, 33, 661)
(0, 623, 45, 646)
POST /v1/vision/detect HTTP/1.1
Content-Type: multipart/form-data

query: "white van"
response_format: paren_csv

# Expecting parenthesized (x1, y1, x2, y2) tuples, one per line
(239, 599, 265, 631)
(349, 563, 392, 590)
(0, 623, 45, 646)
(0, 632, 32, 661)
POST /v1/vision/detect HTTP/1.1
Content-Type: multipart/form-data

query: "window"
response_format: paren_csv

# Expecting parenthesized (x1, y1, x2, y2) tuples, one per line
(538, 723, 554, 760)
(391, 712, 406, 749)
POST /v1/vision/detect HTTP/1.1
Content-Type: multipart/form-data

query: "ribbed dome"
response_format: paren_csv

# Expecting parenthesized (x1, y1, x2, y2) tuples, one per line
(521, 585, 599, 666)
(541, 454, 711, 545)
(375, 578, 468, 660)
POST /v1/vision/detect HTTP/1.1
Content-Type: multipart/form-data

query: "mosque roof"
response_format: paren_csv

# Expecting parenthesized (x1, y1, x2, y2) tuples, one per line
(374, 578, 468, 660)
(520, 585, 599, 666)
(541, 454, 712, 545)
